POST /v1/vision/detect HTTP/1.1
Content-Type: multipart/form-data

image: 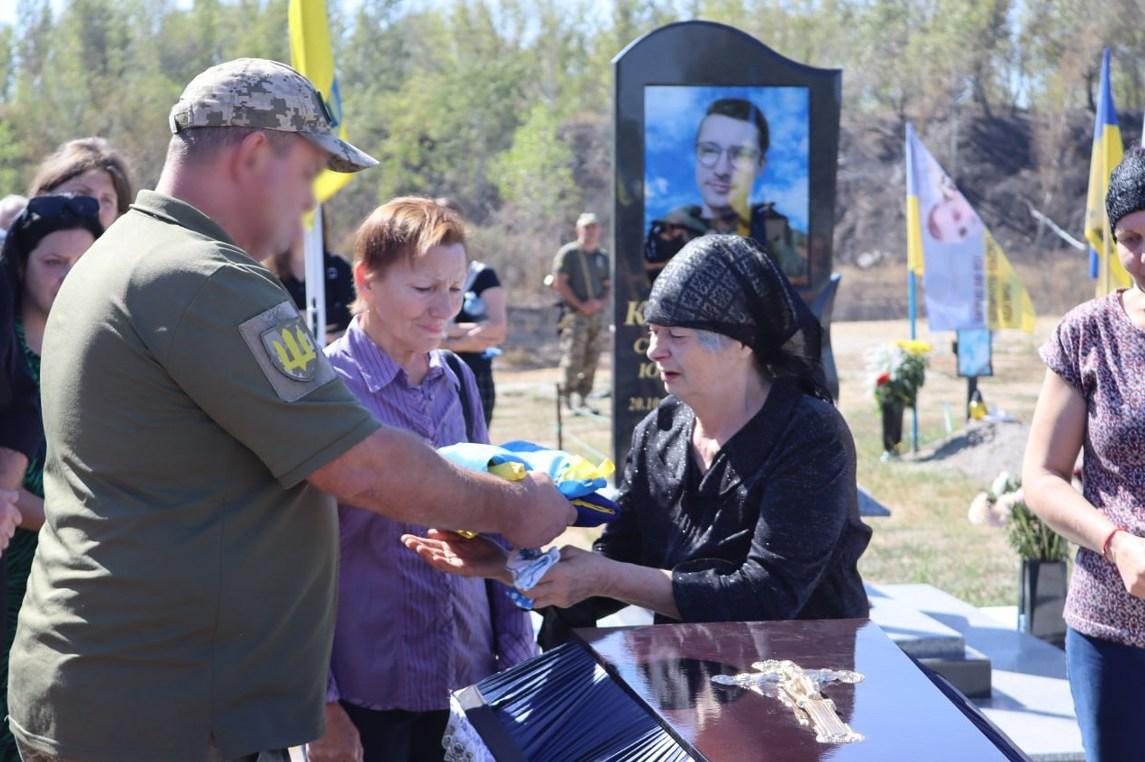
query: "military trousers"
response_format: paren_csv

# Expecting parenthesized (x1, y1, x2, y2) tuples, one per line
(558, 309, 606, 399)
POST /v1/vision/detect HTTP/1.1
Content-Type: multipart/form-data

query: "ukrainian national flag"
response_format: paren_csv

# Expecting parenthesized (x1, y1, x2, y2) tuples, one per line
(1085, 48, 1130, 295)
(289, 0, 353, 204)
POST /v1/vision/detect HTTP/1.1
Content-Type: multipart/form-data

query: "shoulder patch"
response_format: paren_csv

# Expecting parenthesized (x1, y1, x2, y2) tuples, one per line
(238, 301, 335, 401)
(262, 318, 319, 381)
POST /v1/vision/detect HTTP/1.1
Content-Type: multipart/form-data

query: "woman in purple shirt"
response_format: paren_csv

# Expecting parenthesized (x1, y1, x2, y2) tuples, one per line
(1024, 147, 1145, 761)
(308, 197, 536, 762)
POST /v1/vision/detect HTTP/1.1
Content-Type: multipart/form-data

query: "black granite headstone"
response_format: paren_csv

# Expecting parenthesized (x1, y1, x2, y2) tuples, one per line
(612, 21, 842, 462)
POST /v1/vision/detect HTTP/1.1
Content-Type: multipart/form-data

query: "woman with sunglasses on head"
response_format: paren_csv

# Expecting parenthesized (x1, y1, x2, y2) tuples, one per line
(0, 194, 102, 762)
(30, 137, 133, 232)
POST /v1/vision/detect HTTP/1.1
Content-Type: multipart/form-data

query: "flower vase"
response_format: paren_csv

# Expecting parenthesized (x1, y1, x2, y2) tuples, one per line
(880, 400, 904, 454)
(1019, 559, 1067, 647)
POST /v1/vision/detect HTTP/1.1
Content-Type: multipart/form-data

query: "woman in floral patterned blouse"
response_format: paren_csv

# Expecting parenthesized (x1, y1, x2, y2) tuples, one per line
(1024, 147, 1145, 762)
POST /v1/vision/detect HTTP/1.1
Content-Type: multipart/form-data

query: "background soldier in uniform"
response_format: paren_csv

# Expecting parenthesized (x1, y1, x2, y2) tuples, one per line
(7, 58, 573, 762)
(552, 212, 609, 415)
(644, 98, 804, 285)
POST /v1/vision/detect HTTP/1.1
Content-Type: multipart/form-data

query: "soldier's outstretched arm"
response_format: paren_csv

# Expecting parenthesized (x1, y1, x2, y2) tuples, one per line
(151, 262, 573, 549)
(307, 428, 575, 549)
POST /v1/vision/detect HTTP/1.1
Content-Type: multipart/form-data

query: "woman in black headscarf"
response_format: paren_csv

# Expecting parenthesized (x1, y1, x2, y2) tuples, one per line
(405, 235, 871, 633)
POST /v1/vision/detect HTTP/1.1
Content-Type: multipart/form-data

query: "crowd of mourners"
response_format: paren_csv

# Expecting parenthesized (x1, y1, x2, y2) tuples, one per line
(0, 54, 1139, 762)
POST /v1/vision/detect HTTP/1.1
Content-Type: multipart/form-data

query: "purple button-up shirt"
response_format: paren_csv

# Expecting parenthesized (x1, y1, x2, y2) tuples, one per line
(324, 318, 536, 712)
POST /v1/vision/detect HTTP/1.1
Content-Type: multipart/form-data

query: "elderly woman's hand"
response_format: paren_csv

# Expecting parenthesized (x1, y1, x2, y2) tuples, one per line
(401, 530, 513, 585)
(1110, 532, 1145, 599)
(527, 545, 610, 609)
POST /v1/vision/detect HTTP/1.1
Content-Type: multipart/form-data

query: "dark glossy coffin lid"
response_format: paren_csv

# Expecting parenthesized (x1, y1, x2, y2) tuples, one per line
(462, 618, 1029, 761)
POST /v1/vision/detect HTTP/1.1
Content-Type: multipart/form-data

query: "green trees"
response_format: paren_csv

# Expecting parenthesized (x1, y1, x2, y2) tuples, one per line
(0, 0, 1140, 269)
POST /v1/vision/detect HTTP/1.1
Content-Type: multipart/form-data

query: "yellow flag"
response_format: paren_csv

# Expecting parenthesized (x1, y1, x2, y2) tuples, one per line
(289, 0, 353, 204)
(984, 231, 1036, 332)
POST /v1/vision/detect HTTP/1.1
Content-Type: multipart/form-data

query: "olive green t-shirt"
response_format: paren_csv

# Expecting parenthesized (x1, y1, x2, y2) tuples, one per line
(8, 191, 381, 761)
(552, 242, 609, 304)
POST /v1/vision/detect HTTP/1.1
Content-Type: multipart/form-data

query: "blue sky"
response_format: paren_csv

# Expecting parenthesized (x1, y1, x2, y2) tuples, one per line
(0, 0, 369, 25)
(644, 85, 809, 233)
(0, 0, 608, 25)
(0, 0, 193, 24)
(1, 0, 31, 23)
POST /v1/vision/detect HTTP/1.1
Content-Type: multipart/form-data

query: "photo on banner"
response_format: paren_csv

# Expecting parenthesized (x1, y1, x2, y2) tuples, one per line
(642, 86, 810, 287)
(909, 132, 987, 331)
(956, 328, 993, 378)
(907, 125, 1035, 333)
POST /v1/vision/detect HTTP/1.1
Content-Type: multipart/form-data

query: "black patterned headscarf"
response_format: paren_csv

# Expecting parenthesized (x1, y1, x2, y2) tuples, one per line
(644, 234, 830, 401)
(1107, 146, 1145, 229)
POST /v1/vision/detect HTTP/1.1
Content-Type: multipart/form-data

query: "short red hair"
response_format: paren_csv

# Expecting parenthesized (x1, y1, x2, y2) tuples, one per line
(351, 196, 466, 312)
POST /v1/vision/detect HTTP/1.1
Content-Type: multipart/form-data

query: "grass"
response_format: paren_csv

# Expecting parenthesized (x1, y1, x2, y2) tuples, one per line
(833, 319, 1054, 606)
(488, 316, 1062, 607)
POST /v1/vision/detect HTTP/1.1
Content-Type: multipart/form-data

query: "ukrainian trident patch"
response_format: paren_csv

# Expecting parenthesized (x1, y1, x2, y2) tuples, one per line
(261, 319, 318, 381)
(239, 301, 335, 402)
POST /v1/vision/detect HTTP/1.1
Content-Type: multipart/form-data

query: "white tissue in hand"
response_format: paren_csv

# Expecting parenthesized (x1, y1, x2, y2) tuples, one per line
(507, 547, 560, 591)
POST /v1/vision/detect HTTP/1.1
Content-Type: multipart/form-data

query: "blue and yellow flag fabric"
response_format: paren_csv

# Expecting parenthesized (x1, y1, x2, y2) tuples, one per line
(1085, 48, 1129, 295)
(436, 440, 615, 510)
(905, 124, 926, 278)
(905, 124, 1035, 332)
(289, 0, 353, 204)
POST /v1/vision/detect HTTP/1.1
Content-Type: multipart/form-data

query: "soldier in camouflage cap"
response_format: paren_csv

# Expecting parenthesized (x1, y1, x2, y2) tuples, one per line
(169, 57, 377, 173)
(7, 57, 574, 762)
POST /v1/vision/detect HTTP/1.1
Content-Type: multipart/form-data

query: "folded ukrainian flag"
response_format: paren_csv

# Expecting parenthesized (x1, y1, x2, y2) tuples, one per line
(437, 441, 619, 528)
(436, 441, 621, 609)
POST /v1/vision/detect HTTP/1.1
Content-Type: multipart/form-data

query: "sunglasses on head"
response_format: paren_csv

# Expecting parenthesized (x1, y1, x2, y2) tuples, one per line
(4, 194, 103, 260)
(23, 194, 100, 223)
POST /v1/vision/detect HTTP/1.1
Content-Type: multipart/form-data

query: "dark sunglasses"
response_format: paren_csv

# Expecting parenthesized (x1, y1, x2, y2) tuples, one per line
(22, 194, 101, 224)
(4, 194, 103, 261)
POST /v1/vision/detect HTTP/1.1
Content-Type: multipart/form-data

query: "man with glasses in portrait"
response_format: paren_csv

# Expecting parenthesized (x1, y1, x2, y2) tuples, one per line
(643, 98, 802, 285)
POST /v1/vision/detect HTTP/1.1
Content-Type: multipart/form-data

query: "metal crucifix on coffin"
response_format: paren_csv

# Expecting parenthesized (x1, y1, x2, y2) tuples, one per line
(712, 659, 865, 744)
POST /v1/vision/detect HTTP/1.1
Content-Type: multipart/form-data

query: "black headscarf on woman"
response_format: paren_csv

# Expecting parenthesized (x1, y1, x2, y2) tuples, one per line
(644, 234, 831, 402)
(1107, 145, 1145, 229)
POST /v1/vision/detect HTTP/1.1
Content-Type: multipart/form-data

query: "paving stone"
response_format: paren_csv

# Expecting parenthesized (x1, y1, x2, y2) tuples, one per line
(871, 583, 1083, 762)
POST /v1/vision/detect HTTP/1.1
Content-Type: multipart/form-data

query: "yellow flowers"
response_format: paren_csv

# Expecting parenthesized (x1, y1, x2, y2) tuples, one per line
(867, 340, 930, 407)
(894, 339, 932, 355)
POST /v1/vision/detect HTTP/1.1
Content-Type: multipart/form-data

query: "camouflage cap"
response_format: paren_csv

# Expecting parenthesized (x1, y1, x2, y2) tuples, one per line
(169, 58, 377, 173)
